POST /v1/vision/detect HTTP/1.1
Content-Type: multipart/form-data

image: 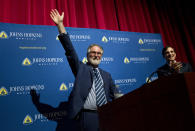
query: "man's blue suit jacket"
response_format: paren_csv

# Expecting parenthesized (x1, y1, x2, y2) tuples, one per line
(58, 33, 118, 119)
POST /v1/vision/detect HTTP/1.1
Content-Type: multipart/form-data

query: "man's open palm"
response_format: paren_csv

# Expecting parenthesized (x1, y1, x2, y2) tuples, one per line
(50, 9, 64, 25)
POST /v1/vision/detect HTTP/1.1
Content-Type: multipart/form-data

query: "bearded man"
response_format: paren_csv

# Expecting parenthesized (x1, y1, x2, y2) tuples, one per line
(50, 9, 119, 131)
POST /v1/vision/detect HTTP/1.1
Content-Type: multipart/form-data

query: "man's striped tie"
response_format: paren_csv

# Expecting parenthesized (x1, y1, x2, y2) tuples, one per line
(93, 68, 107, 106)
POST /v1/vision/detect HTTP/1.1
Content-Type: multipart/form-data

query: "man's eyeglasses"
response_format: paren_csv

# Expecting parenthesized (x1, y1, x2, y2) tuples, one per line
(89, 51, 102, 55)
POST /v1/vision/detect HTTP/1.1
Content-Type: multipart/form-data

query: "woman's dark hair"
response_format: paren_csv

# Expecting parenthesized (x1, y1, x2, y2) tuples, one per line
(162, 46, 174, 57)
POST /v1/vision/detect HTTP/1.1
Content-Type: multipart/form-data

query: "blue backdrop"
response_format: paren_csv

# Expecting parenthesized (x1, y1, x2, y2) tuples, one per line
(0, 22, 165, 131)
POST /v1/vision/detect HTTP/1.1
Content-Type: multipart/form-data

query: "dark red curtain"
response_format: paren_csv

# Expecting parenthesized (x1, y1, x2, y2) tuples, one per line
(0, 0, 194, 68)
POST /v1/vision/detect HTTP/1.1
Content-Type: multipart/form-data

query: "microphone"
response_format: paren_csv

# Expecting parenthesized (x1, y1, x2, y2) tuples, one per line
(146, 71, 157, 83)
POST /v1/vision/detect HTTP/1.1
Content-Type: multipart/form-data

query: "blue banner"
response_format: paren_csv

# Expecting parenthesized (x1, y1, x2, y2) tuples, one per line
(0, 22, 164, 131)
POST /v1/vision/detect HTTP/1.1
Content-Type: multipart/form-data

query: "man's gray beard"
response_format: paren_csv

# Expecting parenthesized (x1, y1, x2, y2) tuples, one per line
(88, 58, 101, 66)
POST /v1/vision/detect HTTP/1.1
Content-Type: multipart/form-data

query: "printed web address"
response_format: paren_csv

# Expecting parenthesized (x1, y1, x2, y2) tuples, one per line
(19, 46, 47, 50)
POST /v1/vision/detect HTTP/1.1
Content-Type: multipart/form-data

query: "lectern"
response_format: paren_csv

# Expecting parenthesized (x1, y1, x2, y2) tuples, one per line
(98, 72, 195, 131)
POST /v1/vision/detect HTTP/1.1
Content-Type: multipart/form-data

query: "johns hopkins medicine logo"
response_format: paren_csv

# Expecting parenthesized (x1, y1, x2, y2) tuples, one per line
(59, 83, 68, 91)
(23, 115, 33, 125)
(56, 34, 91, 42)
(59, 82, 74, 91)
(23, 113, 49, 125)
(82, 57, 114, 64)
(0, 31, 8, 39)
(23, 111, 68, 125)
(138, 38, 161, 45)
(0, 85, 45, 96)
(124, 57, 149, 64)
(22, 57, 64, 66)
(0, 30, 42, 40)
(22, 58, 32, 66)
(102, 36, 108, 43)
(0, 87, 8, 96)
(138, 38, 144, 45)
(124, 57, 130, 64)
(101, 35, 130, 44)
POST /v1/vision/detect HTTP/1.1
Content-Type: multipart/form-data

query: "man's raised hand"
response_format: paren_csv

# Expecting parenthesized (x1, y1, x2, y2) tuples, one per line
(50, 9, 66, 34)
(50, 9, 64, 25)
